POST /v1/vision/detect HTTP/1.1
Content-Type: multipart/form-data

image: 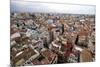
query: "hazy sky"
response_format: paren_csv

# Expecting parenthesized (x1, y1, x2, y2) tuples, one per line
(11, 0, 96, 15)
